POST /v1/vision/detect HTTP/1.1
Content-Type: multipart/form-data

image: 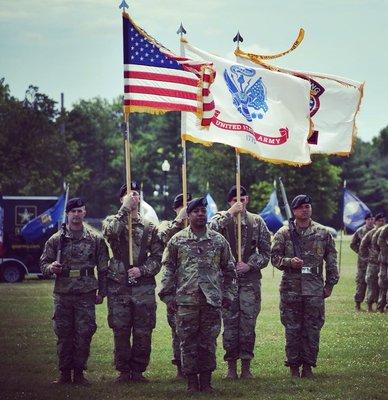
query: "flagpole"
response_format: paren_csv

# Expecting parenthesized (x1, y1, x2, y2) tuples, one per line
(124, 115, 134, 267)
(233, 31, 244, 263)
(178, 23, 188, 226)
(338, 179, 346, 273)
(235, 148, 242, 262)
(56, 183, 70, 264)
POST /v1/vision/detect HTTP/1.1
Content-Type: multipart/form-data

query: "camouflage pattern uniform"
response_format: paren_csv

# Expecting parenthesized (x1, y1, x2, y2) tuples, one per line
(360, 227, 383, 306)
(159, 226, 237, 375)
(40, 226, 108, 373)
(271, 221, 339, 368)
(102, 206, 163, 375)
(208, 211, 271, 361)
(350, 224, 374, 303)
(377, 225, 388, 311)
(158, 218, 185, 368)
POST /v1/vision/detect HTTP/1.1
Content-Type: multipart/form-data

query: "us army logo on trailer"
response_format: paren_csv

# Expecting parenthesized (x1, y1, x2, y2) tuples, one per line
(223, 65, 268, 122)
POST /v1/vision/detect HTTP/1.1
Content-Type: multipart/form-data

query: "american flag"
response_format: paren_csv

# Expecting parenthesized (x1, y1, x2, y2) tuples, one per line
(123, 13, 215, 125)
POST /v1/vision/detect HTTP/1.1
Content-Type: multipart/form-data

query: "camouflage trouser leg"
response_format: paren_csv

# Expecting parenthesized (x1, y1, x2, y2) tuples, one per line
(223, 282, 261, 361)
(107, 295, 156, 373)
(354, 265, 367, 303)
(53, 292, 97, 372)
(377, 266, 388, 311)
(280, 292, 303, 367)
(167, 309, 181, 366)
(300, 296, 325, 368)
(177, 304, 221, 375)
(131, 299, 156, 372)
(366, 264, 379, 305)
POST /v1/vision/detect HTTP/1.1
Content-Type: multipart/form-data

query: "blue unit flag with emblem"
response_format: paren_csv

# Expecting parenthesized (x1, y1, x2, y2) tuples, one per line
(206, 193, 218, 220)
(259, 190, 284, 233)
(343, 188, 371, 233)
(21, 193, 66, 243)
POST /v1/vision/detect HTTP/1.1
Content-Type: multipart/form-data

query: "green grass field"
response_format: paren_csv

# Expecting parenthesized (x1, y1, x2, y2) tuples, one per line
(0, 237, 387, 400)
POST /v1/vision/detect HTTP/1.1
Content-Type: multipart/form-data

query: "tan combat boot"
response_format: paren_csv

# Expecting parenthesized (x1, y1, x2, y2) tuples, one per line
(131, 371, 149, 383)
(290, 366, 300, 379)
(301, 365, 314, 379)
(73, 369, 91, 385)
(51, 370, 71, 384)
(199, 371, 214, 393)
(115, 372, 131, 383)
(240, 359, 254, 379)
(187, 374, 199, 393)
(225, 360, 238, 379)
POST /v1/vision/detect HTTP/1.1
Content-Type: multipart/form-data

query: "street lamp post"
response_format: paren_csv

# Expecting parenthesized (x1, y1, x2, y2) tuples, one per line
(161, 160, 170, 220)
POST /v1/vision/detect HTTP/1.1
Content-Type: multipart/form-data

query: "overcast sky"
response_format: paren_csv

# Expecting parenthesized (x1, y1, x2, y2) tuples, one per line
(0, 0, 386, 142)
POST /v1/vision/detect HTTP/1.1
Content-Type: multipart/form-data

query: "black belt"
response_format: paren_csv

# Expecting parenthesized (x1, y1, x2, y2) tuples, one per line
(61, 268, 94, 278)
(285, 267, 320, 275)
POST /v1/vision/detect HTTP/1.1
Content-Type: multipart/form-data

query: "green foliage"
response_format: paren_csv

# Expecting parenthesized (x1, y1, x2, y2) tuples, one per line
(0, 78, 386, 223)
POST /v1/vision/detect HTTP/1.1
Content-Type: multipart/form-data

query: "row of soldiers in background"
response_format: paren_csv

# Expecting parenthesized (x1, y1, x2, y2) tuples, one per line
(350, 212, 387, 312)
(40, 183, 339, 392)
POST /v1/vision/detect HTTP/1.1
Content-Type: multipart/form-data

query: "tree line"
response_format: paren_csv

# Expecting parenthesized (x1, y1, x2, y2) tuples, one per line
(0, 79, 386, 227)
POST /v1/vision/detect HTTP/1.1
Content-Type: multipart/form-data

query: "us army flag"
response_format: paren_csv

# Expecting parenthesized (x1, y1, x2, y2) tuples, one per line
(183, 42, 312, 165)
(236, 50, 363, 156)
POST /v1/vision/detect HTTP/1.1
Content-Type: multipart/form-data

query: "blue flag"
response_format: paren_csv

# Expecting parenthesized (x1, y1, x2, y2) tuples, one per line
(21, 193, 66, 243)
(343, 189, 370, 233)
(206, 193, 218, 220)
(259, 190, 284, 233)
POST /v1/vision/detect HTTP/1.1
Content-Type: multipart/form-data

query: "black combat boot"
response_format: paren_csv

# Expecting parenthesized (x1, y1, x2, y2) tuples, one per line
(355, 301, 361, 311)
(225, 360, 238, 379)
(301, 364, 314, 378)
(52, 369, 71, 384)
(199, 371, 214, 392)
(290, 366, 300, 379)
(73, 369, 91, 385)
(240, 359, 254, 379)
(187, 374, 199, 393)
(131, 371, 149, 383)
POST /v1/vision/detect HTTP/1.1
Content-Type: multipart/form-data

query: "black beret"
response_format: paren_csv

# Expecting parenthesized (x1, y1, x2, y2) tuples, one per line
(364, 212, 373, 220)
(291, 194, 312, 209)
(173, 193, 192, 210)
(187, 196, 208, 214)
(119, 181, 140, 198)
(375, 212, 385, 221)
(227, 185, 247, 202)
(66, 197, 85, 212)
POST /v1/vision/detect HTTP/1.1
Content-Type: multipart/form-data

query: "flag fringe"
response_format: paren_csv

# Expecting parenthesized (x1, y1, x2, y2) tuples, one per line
(181, 133, 311, 167)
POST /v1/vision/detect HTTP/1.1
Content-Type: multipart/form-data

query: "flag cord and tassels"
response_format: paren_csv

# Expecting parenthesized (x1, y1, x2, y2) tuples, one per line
(124, 114, 134, 266)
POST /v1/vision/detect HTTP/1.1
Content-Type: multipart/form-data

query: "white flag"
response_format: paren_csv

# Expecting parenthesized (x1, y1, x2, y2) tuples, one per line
(182, 42, 312, 166)
(236, 51, 363, 155)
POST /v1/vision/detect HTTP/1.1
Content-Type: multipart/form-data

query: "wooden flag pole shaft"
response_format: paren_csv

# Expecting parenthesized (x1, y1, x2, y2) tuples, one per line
(124, 117, 133, 266)
(235, 149, 242, 262)
(179, 34, 188, 227)
(181, 138, 188, 227)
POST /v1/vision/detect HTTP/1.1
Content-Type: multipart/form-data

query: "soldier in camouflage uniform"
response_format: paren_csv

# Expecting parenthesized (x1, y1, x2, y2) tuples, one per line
(350, 213, 374, 311)
(157, 192, 192, 378)
(40, 198, 109, 385)
(359, 213, 386, 312)
(102, 182, 163, 383)
(377, 224, 388, 312)
(271, 195, 339, 379)
(208, 185, 271, 379)
(159, 197, 237, 393)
